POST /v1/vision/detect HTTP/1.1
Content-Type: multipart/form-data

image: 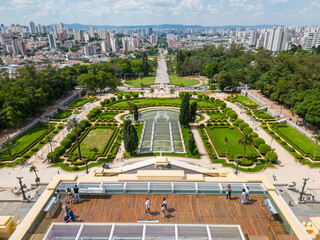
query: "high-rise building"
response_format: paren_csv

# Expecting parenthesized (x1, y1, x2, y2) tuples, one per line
(100, 40, 110, 53)
(89, 25, 94, 38)
(266, 28, 276, 51)
(134, 38, 141, 48)
(98, 29, 107, 39)
(29, 21, 36, 34)
(48, 33, 57, 49)
(148, 27, 153, 35)
(110, 32, 118, 53)
(11, 39, 26, 55)
(149, 34, 158, 45)
(84, 32, 90, 43)
(37, 24, 42, 34)
(74, 29, 83, 41)
(272, 27, 284, 52)
(122, 38, 129, 51)
(249, 30, 258, 47)
(0, 34, 4, 45)
(84, 43, 97, 56)
(304, 30, 320, 50)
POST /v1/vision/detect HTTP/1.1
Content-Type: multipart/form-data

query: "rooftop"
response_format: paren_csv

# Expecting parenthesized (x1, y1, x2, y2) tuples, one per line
(31, 194, 295, 240)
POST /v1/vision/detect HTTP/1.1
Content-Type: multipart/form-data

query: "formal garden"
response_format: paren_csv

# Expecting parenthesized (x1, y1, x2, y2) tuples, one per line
(169, 75, 200, 87)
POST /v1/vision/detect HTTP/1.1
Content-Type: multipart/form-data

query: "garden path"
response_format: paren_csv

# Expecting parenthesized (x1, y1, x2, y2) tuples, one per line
(227, 101, 320, 189)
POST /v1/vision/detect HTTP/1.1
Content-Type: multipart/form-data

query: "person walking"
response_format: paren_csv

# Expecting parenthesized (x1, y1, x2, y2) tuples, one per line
(240, 189, 246, 205)
(162, 197, 168, 210)
(161, 204, 166, 218)
(226, 184, 232, 200)
(145, 198, 152, 216)
(245, 187, 250, 203)
(73, 185, 81, 203)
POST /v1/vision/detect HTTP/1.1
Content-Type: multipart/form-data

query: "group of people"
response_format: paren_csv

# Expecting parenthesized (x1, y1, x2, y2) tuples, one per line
(225, 184, 251, 204)
(145, 197, 168, 218)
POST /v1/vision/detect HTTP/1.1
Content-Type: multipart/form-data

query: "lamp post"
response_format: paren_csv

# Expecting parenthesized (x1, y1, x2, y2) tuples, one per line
(299, 178, 310, 201)
(235, 159, 241, 175)
(84, 158, 89, 174)
(313, 138, 318, 168)
(17, 177, 27, 201)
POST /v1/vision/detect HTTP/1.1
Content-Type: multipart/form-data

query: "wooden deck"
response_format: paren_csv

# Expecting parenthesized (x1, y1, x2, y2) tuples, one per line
(31, 194, 297, 240)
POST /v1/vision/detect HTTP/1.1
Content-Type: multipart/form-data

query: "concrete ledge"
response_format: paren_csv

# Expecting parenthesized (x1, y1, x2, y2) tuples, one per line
(47, 174, 78, 190)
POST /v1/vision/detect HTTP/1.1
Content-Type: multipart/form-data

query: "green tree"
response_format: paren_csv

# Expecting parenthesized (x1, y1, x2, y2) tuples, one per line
(237, 134, 254, 161)
(150, 88, 154, 98)
(29, 165, 40, 182)
(189, 133, 196, 155)
(123, 120, 138, 155)
(133, 105, 139, 122)
(179, 92, 190, 126)
(66, 118, 83, 160)
(189, 101, 197, 123)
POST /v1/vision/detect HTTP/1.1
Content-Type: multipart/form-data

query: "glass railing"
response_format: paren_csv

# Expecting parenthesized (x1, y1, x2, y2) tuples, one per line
(55, 182, 267, 196)
(43, 223, 245, 240)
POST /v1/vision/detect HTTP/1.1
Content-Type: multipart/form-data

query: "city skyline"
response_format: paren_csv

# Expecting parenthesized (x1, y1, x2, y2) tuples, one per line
(0, 0, 320, 27)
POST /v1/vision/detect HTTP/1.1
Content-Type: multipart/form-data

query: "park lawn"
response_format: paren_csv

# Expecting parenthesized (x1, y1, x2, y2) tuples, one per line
(170, 76, 200, 87)
(51, 110, 72, 120)
(253, 110, 275, 120)
(0, 123, 52, 159)
(274, 124, 320, 159)
(207, 127, 258, 158)
(76, 128, 114, 158)
(99, 112, 117, 120)
(110, 98, 215, 108)
(69, 98, 94, 108)
(125, 76, 155, 87)
(210, 113, 225, 119)
(234, 96, 259, 108)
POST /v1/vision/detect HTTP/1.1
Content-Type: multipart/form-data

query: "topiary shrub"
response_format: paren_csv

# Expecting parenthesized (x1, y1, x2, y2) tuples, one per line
(66, 131, 76, 142)
(210, 97, 215, 102)
(253, 137, 265, 147)
(57, 124, 64, 129)
(243, 127, 253, 135)
(239, 122, 249, 130)
(61, 138, 72, 149)
(250, 132, 258, 138)
(125, 94, 131, 99)
(133, 93, 139, 98)
(117, 95, 123, 100)
(203, 95, 209, 100)
(54, 146, 66, 157)
(229, 112, 238, 120)
(239, 159, 253, 166)
(110, 97, 116, 102)
(266, 151, 278, 162)
(234, 118, 244, 126)
(197, 94, 203, 99)
(72, 166, 79, 171)
(219, 101, 226, 108)
(258, 144, 271, 155)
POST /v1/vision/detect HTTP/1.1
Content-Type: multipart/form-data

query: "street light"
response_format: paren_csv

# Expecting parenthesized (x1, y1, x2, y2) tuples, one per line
(84, 158, 89, 174)
(235, 159, 241, 175)
(17, 177, 27, 201)
(299, 178, 310, 201)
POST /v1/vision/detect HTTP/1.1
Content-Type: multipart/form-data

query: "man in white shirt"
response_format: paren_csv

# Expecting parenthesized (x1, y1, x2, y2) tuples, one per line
(245, 187, 250, 203)
(145, 198, 152, 216)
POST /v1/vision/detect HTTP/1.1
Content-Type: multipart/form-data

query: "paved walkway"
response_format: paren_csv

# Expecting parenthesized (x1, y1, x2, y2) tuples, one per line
(154, 60, 170, 84)
(227, 101, 320, 190)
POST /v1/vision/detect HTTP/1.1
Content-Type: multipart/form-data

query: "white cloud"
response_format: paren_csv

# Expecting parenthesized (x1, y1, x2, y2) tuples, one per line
(0, 6, 6, 11)
(269, 0, 288, 3)
(311, 2, 320, 8)
(207, 4, 219, 14)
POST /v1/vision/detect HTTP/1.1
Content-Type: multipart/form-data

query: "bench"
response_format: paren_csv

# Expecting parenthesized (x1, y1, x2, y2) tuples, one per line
(263, 199, 279, 220)
(43, 197, 58, 218)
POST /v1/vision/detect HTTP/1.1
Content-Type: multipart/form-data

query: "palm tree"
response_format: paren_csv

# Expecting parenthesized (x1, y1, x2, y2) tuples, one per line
(238, 134, 254, 162)
(313, 134, 320, 166)
(224, 137, 229, 159)
(1, 138, 14, 161)
(67, 118, 82, 160)
(268, 148, 276, 165)
(30, 165, 40, 182)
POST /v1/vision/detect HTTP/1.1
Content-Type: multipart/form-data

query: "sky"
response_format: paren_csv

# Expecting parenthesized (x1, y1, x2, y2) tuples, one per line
(0, 0, 319, 27)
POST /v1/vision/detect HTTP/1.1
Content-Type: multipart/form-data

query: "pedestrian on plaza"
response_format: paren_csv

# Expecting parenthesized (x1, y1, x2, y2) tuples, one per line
(161, 204, 166, 218)
(68, 208, 76, 222)
(64, 212, 71, 223)
(55, 189, 62, 204)
(145, 198, 152, 216)
(240, 189, 246, 205)
(226, 184, 232, 200)
(162, 197, 168, 210)
(245, 187, 250, 203)
(73, 185, 81, 203)
(67, 188, 74, 204)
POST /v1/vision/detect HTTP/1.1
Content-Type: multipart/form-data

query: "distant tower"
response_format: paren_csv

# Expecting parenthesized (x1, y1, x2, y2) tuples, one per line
(29, 21, 36, 34)
(48, 33, 57, 49)
(89, 25, 94, 38)
(148, 27, 153, 35)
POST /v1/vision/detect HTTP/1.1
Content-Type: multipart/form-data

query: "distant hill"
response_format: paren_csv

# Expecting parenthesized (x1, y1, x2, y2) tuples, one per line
(62, 23, 283, 30)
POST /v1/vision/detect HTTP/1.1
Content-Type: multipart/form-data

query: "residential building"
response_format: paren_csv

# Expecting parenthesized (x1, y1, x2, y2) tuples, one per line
(47, 33, 57, 49)
(28, 21, 36, 34)
(84, 43, 97, 56)
(89, 25, 94, 38)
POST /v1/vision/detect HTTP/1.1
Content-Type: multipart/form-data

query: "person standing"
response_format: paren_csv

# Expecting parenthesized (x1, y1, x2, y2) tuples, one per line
(226, 184, 232, 199)
(245, 187, 250, 203)
(67, 188, 74, 204)
(145, 198, 151, 216)
(73, 185, 81, 203)
(161, 204, 166, 218)
(162, 197, 168, 210)
(240, 189, 246, 205)
(55, 189, 62, 204)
